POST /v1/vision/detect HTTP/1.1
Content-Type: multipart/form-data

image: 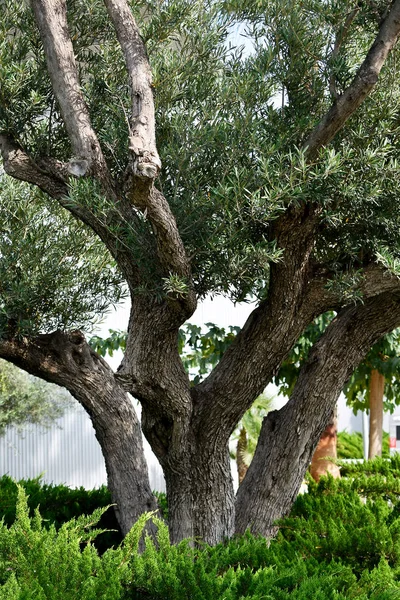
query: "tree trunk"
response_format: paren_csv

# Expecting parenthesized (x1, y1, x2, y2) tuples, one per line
(0, 331, 157, 536)
(116, 297, 236, 545)
(309, 408, 340, 481)
(163, 443, 235, 545)
(235, 293, 400, 538)
(368, 369, 385, 459)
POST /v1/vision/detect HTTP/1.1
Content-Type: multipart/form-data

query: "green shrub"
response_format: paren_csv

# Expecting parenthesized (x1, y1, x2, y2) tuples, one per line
(3, 460, 400, 599)
(0, 475, 122, 553)
(279, 467, 400, 575)
(2, 487, 400, 600)
(123, 518, 359, 600)
(337, 431, 390, 459)
(0, 486, 127, 599)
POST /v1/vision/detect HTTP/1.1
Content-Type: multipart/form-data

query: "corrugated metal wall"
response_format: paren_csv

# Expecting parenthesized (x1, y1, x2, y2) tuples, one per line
(0, 402, 166, 492)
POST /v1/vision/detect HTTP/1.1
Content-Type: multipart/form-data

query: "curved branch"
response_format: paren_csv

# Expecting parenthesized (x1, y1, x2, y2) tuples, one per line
(103, 0, 192, 283)
(0, 330, 157, 534)
(0, 134, 143, 286)
(103, 0, 161, 181)
(235, 290, 400, 536)
(0, 134, 68, 199)
(193, 207, 324, 441)
(193, 254, 400, 445)
(304, 0, 400, 158)
(30, 0, 111, 184)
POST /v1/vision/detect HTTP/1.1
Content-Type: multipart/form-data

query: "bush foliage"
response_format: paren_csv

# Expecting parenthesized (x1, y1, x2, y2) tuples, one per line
(0, 476, 121, 553)
(3, 461, 400, 598)
(337, 431, 390, 459)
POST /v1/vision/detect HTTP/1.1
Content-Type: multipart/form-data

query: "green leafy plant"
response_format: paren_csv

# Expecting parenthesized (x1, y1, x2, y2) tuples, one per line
(0, 476, 121, 554)
(337, 431, 390, 459)
(0, 486, 126, 600)
(4, 464, 400, 599)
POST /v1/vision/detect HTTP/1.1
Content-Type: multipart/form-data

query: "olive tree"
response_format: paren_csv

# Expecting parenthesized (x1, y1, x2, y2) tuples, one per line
(2, 0, 400, 544)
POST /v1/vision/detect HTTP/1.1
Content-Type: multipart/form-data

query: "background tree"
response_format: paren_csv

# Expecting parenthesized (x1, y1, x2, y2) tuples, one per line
(346, 329, 400, 458)
(0, 359, 72, 434)
(278, 317, 400, 462)
(2, 0, 400, 544)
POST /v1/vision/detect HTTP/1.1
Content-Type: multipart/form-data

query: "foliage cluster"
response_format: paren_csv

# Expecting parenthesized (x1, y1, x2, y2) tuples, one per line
(0, 477, 169, 553)
(0, 476, 121, 554)
(4, 460, 400, 598)
(0, 487, 126, 600)
(0, 177, 126, 338)
(282, 457, 400, 574)
(337, 431, 390, 460)
(3, 0, 400, 306)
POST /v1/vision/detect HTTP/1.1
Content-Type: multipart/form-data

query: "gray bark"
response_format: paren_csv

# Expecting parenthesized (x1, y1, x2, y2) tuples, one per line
(0, 331, 157, 536)
(103, 0, 161, 180)
(2, 0, 400, 547)
(235, 292, 400, 537)
(116, 297, 235, 544)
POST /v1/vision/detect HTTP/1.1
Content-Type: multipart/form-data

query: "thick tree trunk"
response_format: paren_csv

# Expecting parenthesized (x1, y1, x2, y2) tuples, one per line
(0, 331, 157, 536)
(2, 0, 400, 552)
(235, 293, 400, 538)
(368, 369, 385, 459)
(309, 408, 340, 481)
(163, 443, 235, 545)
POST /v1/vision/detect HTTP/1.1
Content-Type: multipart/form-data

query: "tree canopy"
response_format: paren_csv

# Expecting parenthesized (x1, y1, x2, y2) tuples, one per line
(0, 176, 126, 338)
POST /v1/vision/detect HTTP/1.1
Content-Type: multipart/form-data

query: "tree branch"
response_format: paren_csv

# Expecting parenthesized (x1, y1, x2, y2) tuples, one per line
(235, 290, 400, 536)
(103, 0, 161, 181)
(30, 0, 111, 183)
(193, 251, 400, 445)
(0, 134, 68, 199)
(0, 329, 157, 534)
(103, 0, 192, 284)
(193, 207, 324, 441)
(304, 0, 400, 158)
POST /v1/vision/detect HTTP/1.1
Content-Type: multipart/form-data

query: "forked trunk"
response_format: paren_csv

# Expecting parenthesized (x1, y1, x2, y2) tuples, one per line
(235, 294, 400, 538)
(0, 331, 157, 536)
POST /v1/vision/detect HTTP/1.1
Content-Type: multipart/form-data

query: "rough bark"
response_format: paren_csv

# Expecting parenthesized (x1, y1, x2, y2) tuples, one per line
(368, 369, 385, 459)
(115, 296, 235, 544)
(235, 292, 400, 537)
(30, 0, 110, 182)
(309, 408, 340, 482)
(0, 331, 157, 535)
(103, 0, 161, 181)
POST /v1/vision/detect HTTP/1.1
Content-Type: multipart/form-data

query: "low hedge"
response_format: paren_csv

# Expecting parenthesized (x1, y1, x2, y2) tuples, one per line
(0, 475, 121, 553)
(2, 458, 400, 598)
(0, 476, 170, 554)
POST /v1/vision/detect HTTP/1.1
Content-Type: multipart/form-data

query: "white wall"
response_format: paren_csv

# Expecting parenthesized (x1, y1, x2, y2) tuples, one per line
(0, 401, 166, 492)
